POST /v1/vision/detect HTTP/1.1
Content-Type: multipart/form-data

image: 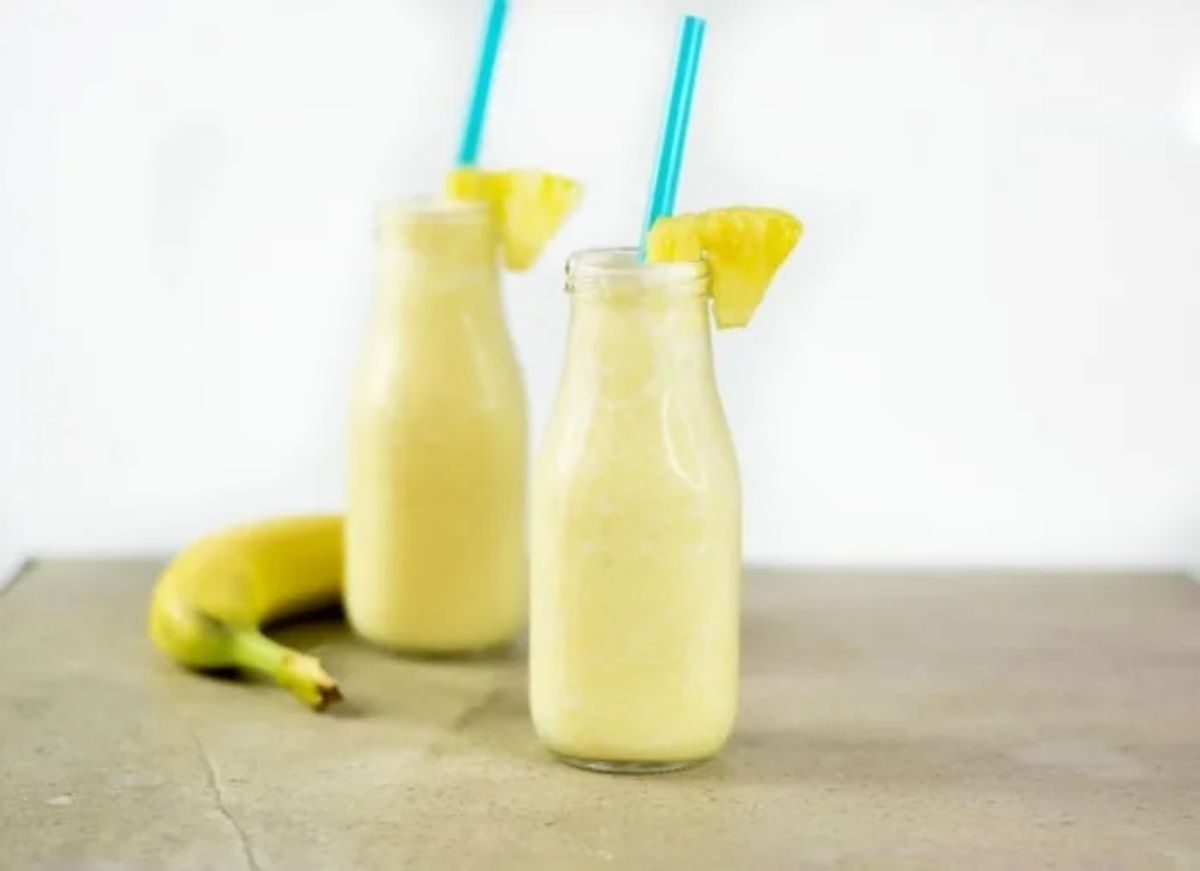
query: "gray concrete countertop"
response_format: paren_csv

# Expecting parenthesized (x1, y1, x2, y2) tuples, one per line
(2, 561, 1199, 870)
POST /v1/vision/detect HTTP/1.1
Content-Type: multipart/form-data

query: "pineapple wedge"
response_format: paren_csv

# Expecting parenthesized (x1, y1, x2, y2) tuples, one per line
(647, 207, 803, 328)
(446, 167, 582, 272)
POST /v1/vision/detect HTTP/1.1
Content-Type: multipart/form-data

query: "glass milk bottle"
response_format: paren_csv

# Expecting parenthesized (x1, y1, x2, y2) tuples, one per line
(346, 200, 526, 653)
(531, 248, 741, 772)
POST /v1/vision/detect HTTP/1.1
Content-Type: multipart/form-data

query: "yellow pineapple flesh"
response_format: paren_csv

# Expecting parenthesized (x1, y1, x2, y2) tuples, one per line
(647, 207, 803, 328)
(446, 167, 581, 271)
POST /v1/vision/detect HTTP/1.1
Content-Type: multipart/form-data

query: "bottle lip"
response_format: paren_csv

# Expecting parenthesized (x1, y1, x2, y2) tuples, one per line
(376, 197, 490, 229)
(566, 247, 709, 295)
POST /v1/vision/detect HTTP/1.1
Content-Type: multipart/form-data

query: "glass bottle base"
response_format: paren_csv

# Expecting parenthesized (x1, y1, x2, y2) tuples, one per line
(349, 623, 518, 660)
(557, 755, 704, 775)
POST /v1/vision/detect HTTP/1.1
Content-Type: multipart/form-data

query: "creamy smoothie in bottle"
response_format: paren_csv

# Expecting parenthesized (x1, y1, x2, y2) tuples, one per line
(531, 249, 741, 771)
(344, 0, 579, 654)
(346, 200, 527, 652)
(528, 8, 800, 771)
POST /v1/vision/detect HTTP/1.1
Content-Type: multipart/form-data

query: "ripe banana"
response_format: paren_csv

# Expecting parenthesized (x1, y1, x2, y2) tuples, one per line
(148, 514, 343, 710)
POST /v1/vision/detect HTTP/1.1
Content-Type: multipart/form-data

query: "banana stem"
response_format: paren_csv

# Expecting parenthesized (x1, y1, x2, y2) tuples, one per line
(228, 629, 342, 711)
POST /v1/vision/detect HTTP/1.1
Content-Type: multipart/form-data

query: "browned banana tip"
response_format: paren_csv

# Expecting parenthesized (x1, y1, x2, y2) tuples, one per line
(312, 683, 343, 712)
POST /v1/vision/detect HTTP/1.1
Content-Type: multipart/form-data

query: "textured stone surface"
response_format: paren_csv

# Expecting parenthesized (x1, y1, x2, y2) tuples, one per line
(2, 561, 1199, 870)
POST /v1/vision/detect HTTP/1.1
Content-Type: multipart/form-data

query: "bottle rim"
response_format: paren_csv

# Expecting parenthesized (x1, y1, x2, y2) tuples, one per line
(376, 197, 490, 229)
(566, 247, 709, 296)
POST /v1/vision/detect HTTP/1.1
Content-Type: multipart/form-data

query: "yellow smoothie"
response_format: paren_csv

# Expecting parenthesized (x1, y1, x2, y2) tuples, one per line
(531, 249, 741, 771)
(346, 200, 526, 653)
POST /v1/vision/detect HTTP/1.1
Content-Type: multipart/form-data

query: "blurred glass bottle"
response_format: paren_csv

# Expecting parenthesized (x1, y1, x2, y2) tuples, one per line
(346, 200, 526, 653)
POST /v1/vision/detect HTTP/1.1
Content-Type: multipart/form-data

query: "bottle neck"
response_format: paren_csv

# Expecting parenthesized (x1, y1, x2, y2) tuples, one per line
(561, 247, 715, 394)
(562, 291, 715, 398)
(374, 200, 498, 301)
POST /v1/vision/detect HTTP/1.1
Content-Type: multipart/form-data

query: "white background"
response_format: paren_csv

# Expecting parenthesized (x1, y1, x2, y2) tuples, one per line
(2, 0, 1198, 569)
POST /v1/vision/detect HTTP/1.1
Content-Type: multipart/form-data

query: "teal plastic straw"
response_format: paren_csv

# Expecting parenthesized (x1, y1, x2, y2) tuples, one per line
(639, 14, 706, 258)
(456, 0, 508, 166)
